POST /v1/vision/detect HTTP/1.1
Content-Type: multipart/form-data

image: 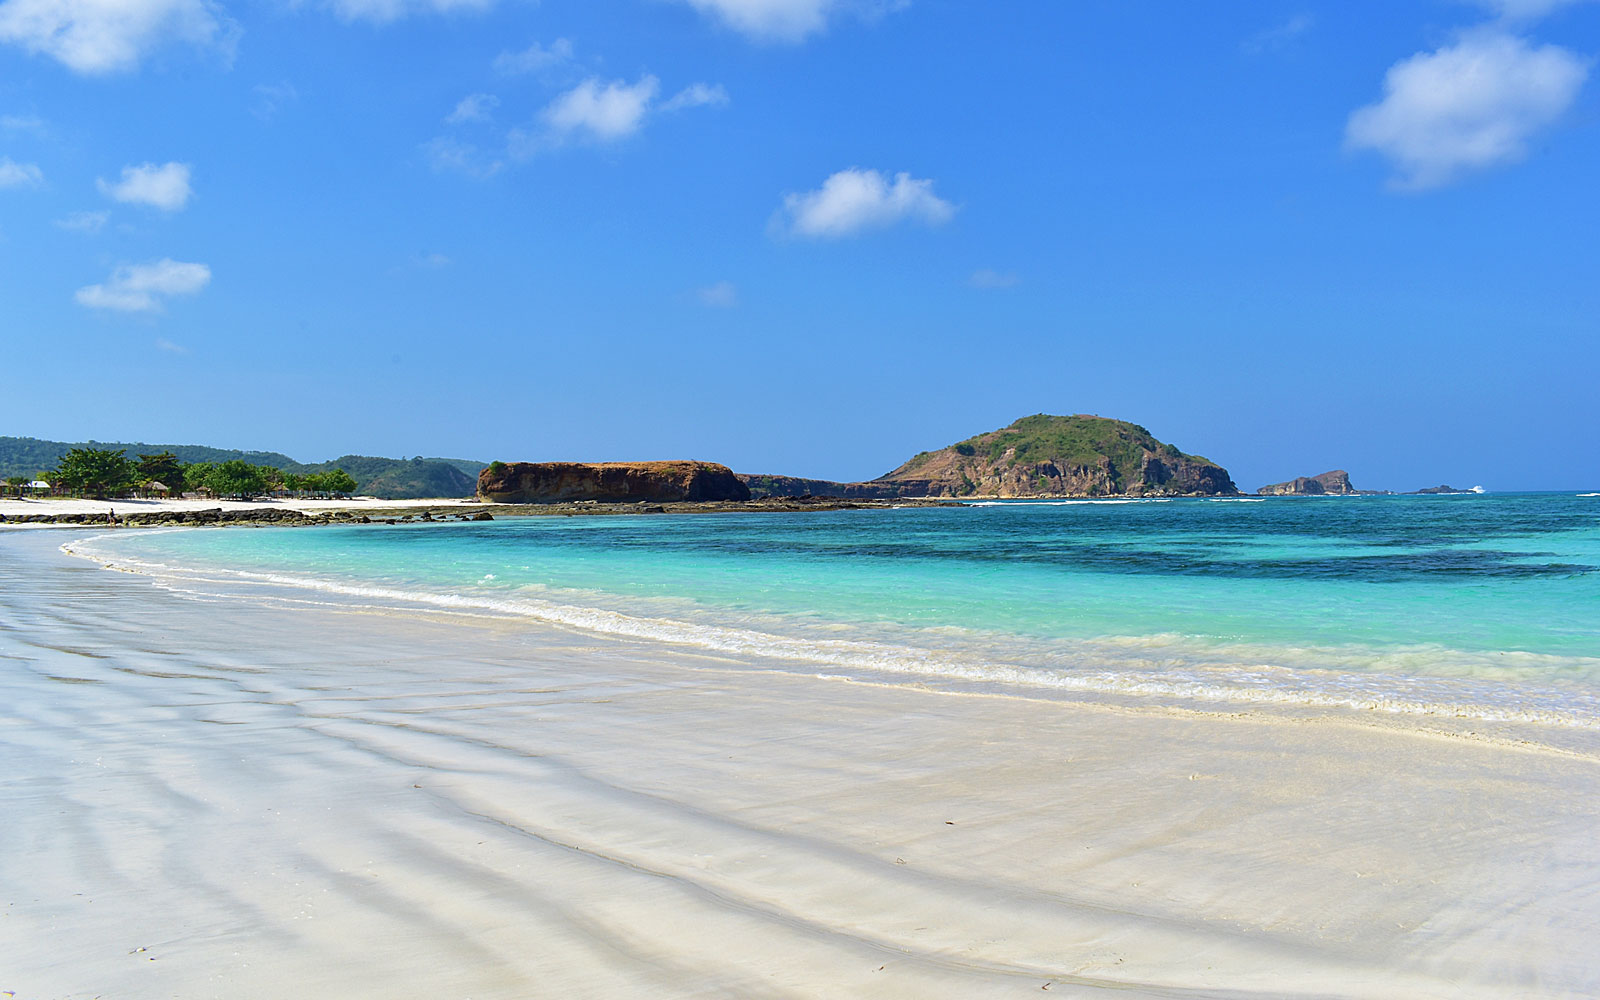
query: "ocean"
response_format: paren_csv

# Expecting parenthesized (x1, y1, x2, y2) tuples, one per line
(67, 491, 1600, 729)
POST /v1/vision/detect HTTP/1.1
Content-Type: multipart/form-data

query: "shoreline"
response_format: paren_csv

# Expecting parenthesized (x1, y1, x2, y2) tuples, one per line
(4, 530, 1599, 996)
(0, 495, 964, 527)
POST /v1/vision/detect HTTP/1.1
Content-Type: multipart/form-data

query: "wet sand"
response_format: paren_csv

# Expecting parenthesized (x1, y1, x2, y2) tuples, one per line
(2, 528, 1598, 998)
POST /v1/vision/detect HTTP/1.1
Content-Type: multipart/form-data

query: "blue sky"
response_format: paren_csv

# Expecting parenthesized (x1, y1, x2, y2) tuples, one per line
(1, 0, 1595, 491)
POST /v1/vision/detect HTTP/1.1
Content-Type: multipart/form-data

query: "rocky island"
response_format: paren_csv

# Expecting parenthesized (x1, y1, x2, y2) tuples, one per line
(743, 414, 1238, 498)
(1256, 470, 1359, 496)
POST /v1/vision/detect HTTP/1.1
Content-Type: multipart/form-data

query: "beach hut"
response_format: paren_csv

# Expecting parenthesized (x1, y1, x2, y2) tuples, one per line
(141, 480, 172, 499)
(25, 480, 52, 495)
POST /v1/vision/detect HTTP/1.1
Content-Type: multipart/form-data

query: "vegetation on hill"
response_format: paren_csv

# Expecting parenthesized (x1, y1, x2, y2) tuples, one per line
(880, 414, 1235, 497)
(0, 436, 483, 499)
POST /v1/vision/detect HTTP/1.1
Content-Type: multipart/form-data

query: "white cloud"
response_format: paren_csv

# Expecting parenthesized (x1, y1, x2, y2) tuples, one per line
(0, 156, 43, 188)
(1346, 32, 1590, 190)
(252, 81, 299, 120)
(968, 268, 1018, 290)
(414, 251, 450, 268)
(1, 113, 44, 130)
(76, 258, 210, 312)
(505, 75, 727, 156)
(0, 0, 234, 74)
(1473, 0, 1593, 20)
(1242, 13, 1314, 54)
(493, 37, 572, 75)
(697, 280, 738, 307)
(542, 75, 660, 142)
(154, 336, 188, 353)
(55, 209, 109, 232)
(446, 92, 498, 124)
(778, 167, 955, 238)
(678, 0, 904, 42)
(98, 161, 193, 210)
(323, 0, 497, 23)
(423, 135, 502, 177)
(663, 82, 729, 111)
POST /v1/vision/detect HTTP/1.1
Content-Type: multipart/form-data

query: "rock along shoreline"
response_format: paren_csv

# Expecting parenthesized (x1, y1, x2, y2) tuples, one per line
(0, 496, 964, 529)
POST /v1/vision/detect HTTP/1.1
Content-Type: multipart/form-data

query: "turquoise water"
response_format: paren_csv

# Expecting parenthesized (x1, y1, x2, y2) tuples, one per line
(72, 492, 1600, 724)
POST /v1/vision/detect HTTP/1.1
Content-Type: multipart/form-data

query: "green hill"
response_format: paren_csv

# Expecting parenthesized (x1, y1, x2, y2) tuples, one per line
(880, 414, 1236, 497)
(0, 436, 483, 499)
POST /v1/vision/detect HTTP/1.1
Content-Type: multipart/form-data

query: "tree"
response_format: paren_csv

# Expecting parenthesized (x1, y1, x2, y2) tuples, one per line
(4, 475, 24, 498)
(182, 462, 215, 494)
(256, 464, 285, 493)
(208, 460, 268, 498)
(322, 469, 357, 496)
(136, 451, 185, 488)
(52, 448, 138, 499)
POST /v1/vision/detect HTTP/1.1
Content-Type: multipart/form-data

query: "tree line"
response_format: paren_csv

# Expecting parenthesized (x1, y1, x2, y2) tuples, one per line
(4, 448, 358, 500)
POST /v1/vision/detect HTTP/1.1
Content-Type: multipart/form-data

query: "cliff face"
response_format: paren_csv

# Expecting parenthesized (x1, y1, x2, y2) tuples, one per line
(871, 415, 1237, 498)
(479, 461, 751, 503)
(1256, 470, 1357, 496)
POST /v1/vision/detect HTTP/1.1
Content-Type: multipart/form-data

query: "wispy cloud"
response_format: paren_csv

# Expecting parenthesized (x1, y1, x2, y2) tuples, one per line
(423, 135, 502, 177)
(155, 337, 189, 354)
(676, 0, 907, 43)
(493, 37, 573, 75)
(0, 0, 236, 74)
(697, 280, 738, 307)
(0, 155, 43, 188)
(776, 167, 955, 239)
(1241, 13, 1314, 54)
(252, 81, 299, 121)
(968, 269, 1019, 290)
(1346, 31, 1590, 190)
(542, 75, 660, 141)
(76, 258, 211, 312)
(662, 82, 729, 112)
(322, 0, 499, 23)
(1, 113, 44, 131)
(98, 161, 193, 210)
(54, 209, 109, 233)
(1472, 0, 1595, 20)
(508, 74, 728, 156)
(446, 92, 499, 124)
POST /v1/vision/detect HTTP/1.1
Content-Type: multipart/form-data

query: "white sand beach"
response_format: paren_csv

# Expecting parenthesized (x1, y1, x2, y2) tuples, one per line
(3, 528, 1598, 998)
(0, 495, 480, 518)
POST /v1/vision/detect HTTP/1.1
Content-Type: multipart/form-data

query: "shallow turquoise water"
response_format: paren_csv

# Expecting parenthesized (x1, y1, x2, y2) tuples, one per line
(75, 492, 1600, 723)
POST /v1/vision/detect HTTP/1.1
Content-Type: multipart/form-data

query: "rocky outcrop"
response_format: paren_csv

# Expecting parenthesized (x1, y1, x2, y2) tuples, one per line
(1256, 470, 1357, 496)
(869, 415, 1236, 498)
(744, 415, 1237, 499)
(478, 461, 751, 504)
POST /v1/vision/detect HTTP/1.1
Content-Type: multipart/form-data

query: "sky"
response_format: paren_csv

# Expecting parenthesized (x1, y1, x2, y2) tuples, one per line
(0, 0, 1596, 492)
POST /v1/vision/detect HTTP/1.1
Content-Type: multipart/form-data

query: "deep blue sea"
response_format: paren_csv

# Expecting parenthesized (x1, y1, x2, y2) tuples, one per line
(73, 492, 1600, 726)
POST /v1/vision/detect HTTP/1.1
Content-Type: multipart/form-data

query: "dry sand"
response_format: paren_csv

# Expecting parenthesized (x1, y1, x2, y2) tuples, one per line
(0, 495, 480, 518)
(2, 528, 1597, 998)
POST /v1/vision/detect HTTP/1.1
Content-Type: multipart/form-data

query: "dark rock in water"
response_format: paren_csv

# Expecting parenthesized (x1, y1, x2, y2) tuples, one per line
(471, 511, 493, 521)
(1413, 485, 1467, 494)
(1257, 470, 1358, 496)
(478, 461, 751, 504)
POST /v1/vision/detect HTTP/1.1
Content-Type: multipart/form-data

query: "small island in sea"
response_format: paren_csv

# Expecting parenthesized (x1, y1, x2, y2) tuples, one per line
(744, 413, 1237, 500)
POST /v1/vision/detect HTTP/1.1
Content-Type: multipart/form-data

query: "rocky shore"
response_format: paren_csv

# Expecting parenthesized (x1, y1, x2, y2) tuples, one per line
(1, 495, 961, 529)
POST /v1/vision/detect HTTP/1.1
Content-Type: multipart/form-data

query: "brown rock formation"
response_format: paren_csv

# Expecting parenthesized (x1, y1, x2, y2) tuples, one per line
(478, 461, 751, 504)
(743, 414, 1238, 499)
(1256, 470, 1357, 496)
